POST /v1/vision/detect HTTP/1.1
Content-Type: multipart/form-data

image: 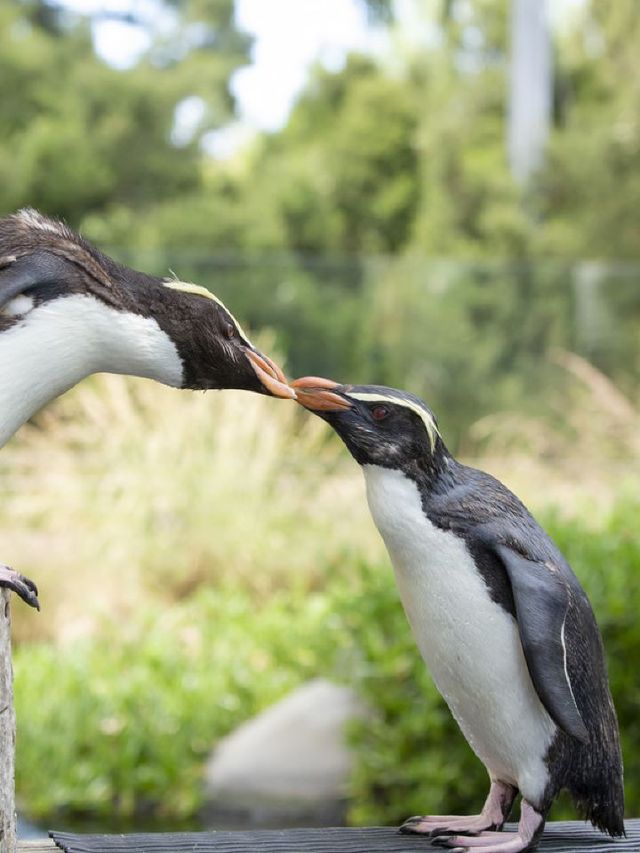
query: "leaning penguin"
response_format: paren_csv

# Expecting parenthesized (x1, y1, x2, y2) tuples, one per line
(292, 377, 624, 853)
(0, 208, 294, 609)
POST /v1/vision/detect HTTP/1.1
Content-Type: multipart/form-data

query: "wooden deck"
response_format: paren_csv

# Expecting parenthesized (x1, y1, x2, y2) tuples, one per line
(20, 821, 640, 853)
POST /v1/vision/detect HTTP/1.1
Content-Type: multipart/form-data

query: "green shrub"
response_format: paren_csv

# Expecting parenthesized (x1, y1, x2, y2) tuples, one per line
(15, 588, 335, 820)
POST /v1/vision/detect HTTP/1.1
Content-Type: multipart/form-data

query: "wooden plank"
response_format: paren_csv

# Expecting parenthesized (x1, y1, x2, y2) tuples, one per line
(47, 821, 640, 853)
(18, 843, 57, 852)
(0, 590, 16, 853)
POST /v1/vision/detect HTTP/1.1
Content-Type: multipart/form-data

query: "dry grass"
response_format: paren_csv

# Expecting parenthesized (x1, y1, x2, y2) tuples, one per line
(1, 374, 381, 644)
(468, 350, 640, 517)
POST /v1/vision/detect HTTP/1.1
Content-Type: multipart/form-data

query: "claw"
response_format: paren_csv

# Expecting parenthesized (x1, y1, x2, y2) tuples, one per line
(0, 565, 40, 610)
(398, 817, 422, 834)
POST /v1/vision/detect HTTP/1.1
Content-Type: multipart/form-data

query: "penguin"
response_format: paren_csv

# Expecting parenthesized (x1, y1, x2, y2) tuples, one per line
(0, 208, 295, 609)
(291, 376, 624, 853)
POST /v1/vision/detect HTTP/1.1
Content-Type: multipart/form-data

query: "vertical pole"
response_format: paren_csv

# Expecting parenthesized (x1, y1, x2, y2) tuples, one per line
(508, 0, 553, 184)
(0, 591, 16, 853)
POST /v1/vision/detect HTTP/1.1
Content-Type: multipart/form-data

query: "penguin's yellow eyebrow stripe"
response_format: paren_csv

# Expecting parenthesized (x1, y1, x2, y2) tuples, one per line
(163, 280, 250, 343)
(346, 391, 439, 451)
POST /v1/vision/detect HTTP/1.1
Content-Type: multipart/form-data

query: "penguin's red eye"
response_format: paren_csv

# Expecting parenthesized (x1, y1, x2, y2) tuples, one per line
(371, 405, 389, 421)
(225, 323, 235, 339)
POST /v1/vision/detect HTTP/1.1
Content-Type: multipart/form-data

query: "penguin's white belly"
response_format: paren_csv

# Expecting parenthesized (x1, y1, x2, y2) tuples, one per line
(362, 465, 557, 803)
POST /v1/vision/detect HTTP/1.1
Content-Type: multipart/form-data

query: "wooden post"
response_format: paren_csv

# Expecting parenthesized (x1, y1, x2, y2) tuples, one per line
(0, 590, 16, 853)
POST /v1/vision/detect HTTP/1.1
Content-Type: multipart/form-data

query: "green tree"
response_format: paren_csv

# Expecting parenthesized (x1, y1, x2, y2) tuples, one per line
(0, 0, 250, 224)
(539, 0, 640, 260)
(244, 56, 420, 255)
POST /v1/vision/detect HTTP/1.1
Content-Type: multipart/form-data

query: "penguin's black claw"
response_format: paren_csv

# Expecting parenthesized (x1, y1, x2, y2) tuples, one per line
(398, 817, 424, 834)
(0, 566, 40, 610)
(401, 816, 421, 825)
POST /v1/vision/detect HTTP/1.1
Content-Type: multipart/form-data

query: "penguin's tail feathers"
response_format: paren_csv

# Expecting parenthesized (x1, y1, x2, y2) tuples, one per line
(572, 767, 625, 838)
(584, 789, 625, 838)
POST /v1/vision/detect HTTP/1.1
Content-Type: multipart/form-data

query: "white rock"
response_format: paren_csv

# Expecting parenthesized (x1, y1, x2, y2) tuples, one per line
(202, 679, 366, 825)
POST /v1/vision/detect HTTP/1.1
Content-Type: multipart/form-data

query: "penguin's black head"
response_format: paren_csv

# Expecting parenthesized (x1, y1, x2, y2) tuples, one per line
(0, 209, 293, 398)
(123, 274, 294, 397)
(291, 377, 442, 469)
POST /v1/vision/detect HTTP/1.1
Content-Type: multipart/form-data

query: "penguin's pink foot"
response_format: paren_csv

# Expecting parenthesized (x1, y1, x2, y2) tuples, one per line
(0, 564, 40, 610)
(400, 780, 517, 837)
(432, 800, 545, 853)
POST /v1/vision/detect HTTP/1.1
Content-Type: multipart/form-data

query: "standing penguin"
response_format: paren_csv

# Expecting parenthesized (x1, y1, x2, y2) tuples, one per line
(0, 209, 294, 608)
(292, 377, 624, 853)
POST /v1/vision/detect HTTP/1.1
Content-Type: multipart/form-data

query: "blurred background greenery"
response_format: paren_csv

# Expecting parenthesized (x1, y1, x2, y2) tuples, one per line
(1, 0, 639, 832)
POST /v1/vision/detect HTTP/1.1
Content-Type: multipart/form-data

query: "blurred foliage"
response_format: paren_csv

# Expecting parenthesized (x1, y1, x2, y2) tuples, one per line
(0, 0, 639, 442)
(540, 0, 640, 260)
(359, 0, 395, 24)
(15, 587, 332, 819)
(13, 493, 640, 824)
(0, 0, 249, 221)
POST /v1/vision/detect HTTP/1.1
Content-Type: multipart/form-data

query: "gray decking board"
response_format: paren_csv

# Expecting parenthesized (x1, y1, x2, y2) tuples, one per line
(50, 820, 640, 853)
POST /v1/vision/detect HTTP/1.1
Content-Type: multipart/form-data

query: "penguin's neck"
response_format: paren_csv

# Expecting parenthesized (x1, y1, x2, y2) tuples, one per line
(400, 442, 458, 496)
(0, 294, 184, 447)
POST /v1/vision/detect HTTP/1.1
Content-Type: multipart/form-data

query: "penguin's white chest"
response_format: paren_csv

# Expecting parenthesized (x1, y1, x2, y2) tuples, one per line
(362, 465, 557, 802)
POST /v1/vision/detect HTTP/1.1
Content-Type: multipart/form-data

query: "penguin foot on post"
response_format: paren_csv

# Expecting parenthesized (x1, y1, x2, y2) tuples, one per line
(0, 565, 40, 610)
(399, 780, 517, 837)
(431, 800, 545, 853)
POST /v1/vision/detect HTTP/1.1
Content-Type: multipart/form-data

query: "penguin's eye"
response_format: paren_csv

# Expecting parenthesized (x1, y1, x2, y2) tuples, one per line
(224, 322, 235, 340)
(371, 405, 390, 421)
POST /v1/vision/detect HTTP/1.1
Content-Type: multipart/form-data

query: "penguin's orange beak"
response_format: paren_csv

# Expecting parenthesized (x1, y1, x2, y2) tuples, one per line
(244, 349, 296, 399)
(290, 376, 352, 411)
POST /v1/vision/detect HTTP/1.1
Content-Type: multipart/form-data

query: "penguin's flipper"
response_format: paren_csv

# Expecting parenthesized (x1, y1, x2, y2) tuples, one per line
(493, 543, 589, 743)
(0, 251, 71, 309)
